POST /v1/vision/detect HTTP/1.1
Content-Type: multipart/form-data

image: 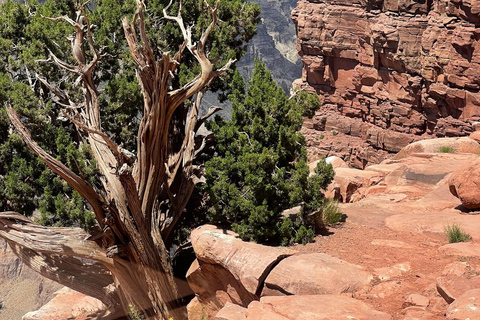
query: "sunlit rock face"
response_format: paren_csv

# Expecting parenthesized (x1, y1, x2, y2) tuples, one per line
(293, 0, 480, 168)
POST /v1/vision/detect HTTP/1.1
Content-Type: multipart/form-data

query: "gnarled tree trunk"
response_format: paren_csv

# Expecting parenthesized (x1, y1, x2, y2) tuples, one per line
(0, 1, 233, 319)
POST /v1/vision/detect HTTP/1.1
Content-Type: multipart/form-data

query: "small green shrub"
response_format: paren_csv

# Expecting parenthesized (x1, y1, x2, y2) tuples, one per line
(310, 198, 342, 230)
(437, 146, 455, 153)
(445, 224, 471, 243)
(319, 134, 325, 139)
(322, 199, 343, 225)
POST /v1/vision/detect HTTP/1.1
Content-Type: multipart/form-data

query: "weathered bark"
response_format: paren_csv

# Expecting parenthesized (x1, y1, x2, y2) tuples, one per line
(0, 1, 230, 319)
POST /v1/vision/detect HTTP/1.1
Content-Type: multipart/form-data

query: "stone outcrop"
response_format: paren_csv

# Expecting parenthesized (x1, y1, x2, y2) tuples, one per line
(262, 253, 373, 296)
(187, 225, 376, 319)
(322, 137, 480, 203)
(449, 157, 480, 209)
(22, 287, 105, 320)
(446, 289, 480, 320)
(293, 0, 480, 168)
(244, 295, 391, 320)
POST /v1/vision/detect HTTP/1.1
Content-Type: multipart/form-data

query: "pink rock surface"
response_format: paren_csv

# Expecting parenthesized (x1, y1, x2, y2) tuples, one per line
(186, 259, 255, 318)
(446, 289, 480, 320)
(247, 295, 392, 320)
(449, 157, 480, 209)
(214, 302, 248, 320)
(262, 253, 372, 296)
(21, 287, 104, 320)
(190, 225, 296, 296)
(439, 242, 480, 257)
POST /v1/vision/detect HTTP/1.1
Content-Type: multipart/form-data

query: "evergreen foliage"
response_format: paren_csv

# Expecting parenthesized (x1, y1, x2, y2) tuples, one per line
(205, 60, 334, 244)
(0, 0, 259, 228)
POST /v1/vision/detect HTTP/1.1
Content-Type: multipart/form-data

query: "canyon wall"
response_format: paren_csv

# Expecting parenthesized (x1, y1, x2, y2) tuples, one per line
(292, 0, 480, 168)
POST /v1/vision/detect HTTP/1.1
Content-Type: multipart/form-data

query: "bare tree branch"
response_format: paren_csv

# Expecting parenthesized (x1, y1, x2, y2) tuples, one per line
(6, 107, 107, 226)
(0, 212, 112, 266)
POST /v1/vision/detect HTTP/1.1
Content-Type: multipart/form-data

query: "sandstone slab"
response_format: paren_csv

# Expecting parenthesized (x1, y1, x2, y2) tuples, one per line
(394, 138, 480, 160)
(21, 287, 104, 320)
(247, 295, 391, 320)
(262, 253, 372, 296)
(374, 262, 411, 281)
(190, 225, 295, 296)
(436, 275, 480, 304)
(214, 302, 247, 320)
(439, 242, 480, 257)
(449, 157, 480, 209)
(186, 259, 255, 318)
(446, 289, 480, 320)
(404, 294, 430, 308)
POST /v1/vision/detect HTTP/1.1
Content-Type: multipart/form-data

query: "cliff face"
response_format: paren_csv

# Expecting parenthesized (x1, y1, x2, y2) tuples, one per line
(237, 0, 302, 91)
(292, 0, 480, 167)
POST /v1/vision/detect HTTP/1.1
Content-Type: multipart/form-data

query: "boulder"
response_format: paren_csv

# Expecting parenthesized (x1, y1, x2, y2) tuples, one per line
(262, 253, 372, 296)
(436, 275, 480, 304)
(326, 167, 384, 202)
(446, 289, 480, 320)
(325, 156, 348, 169)
(469, 131, 480, 144)
(190, 225, 296, 296)
(21, 287, 105, 320)
(439, 242, 480, 257)
(449, 158, 480, 209)
(186, 259, 255, 318)
(394, 137, 480, 160)
(246, 295, 391, 320)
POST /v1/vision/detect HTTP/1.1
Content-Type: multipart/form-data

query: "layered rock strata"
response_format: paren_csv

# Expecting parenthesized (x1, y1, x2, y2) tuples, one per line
(293, 0, 480, 167)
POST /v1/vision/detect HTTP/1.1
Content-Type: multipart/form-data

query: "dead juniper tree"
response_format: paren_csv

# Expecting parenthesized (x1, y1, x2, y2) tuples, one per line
(0, 1, 234, 319)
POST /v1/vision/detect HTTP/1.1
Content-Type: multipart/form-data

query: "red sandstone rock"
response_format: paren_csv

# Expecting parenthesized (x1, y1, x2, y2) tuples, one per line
(374, 262, 411, 281)
(246, 295, 392, 320)
(439, 242, 480, 257)
(469, 131, 480, 143)
(403, 308, 437, 320)
(293, 0, 480, 167)
(449, 158, 480, 209)
(190, 225, 296, 296)
(326, 167, 384, 202)
(404, 294, 430, 309)
(214, 303, 247, 320)
(446, 289, 480, 320)
(186, 259, 255, 318)
(262, 253, 372, 296)
(21, 287, 105, 320)
(394, 137, 480, 159)
(436, 275, 480, 304)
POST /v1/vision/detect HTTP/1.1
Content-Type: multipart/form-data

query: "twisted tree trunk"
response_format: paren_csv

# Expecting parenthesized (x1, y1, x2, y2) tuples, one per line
(0, 1, 232, 319)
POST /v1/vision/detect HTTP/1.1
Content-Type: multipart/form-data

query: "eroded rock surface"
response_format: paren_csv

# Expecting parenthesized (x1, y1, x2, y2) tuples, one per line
(294, 0, 480, 168)
(21, 287, 105, 320)
(262, 253, 372, 296)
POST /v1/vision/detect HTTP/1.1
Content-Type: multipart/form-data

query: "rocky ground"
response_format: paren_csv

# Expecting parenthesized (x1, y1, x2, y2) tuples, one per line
(8, 137, 480, 319)
(186, 136, 480, 319)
